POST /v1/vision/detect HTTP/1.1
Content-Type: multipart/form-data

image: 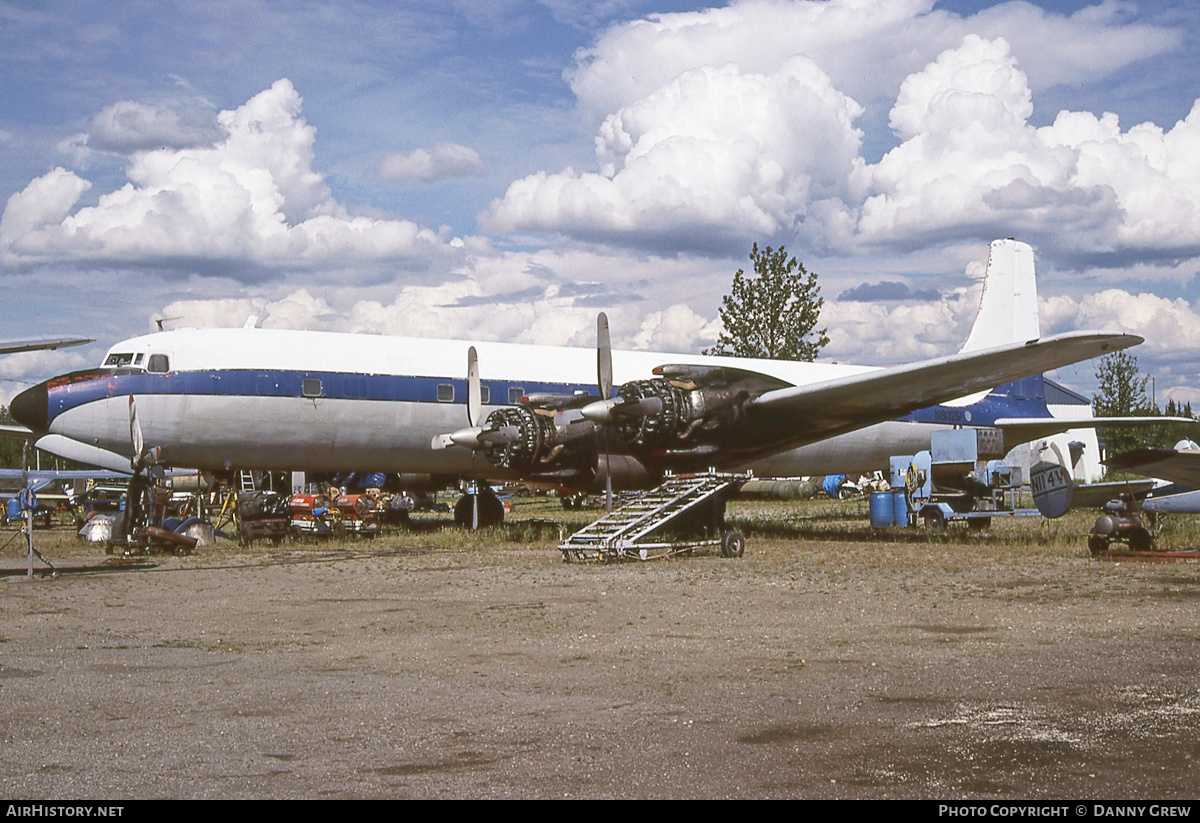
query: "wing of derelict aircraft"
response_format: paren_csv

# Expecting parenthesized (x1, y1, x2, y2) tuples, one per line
(1104, 448, 1200, 488)
(0, 467, 130, 482)
(27, 435, 134, 475)
(0, 336, 92, 356)
(994, 416, 1196, 444)
(738, 331, 1142, 459)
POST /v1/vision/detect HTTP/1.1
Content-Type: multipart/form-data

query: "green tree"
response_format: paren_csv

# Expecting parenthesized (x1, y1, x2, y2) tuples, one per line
(705, 243, 829, 361)
(1093, 351, 1156, 457)
(0, 407, 27, 470)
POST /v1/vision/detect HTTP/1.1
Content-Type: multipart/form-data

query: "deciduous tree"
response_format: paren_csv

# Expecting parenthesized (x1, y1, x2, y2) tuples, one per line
(1093, 351, 1155, 457)
(705, 243, 828, 361)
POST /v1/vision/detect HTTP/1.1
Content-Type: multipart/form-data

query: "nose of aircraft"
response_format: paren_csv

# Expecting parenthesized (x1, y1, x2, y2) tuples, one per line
(10, 381, 48, 433)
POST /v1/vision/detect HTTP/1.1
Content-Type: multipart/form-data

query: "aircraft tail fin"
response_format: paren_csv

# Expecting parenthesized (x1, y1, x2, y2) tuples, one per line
(960, 238, 1039, 353)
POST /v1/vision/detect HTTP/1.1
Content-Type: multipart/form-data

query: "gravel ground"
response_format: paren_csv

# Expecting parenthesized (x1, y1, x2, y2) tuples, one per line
(2, 508, 1199, 799)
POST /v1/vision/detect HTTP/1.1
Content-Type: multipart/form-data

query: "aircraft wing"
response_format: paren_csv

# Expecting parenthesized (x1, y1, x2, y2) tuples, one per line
(0, 336, 92, 355)
(32, 435, 133, 475)
(1105, 448, 1200, 488)
(740, 331, 1141, 458)
(994, 416, 1197, 445)
(0, 467, 130, 482)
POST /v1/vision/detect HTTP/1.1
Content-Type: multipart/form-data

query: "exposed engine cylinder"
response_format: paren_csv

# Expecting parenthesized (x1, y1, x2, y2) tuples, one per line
(478, 376, 748, 477)
(612, 379, 690, 448)
(480, 406, 554, 473)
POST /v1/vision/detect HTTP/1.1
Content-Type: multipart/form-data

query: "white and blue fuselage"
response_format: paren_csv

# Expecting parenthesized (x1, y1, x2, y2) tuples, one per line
(13, 326, 1055, 482)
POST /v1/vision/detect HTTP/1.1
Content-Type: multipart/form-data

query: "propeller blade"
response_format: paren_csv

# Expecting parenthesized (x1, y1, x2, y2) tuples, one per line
(467, 345, 481, 427)
(597, 312, 612, 400)
(128, 395, 143, 462)
(133, 446, 161, 472)
(596, 312, 614, 514)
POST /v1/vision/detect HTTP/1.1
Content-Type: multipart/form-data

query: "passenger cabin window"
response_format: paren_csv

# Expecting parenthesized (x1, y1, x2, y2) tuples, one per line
(437, 384, 454, 403)
(479, 386, 490, 405)
(146, 354, 169, 374)
(103, 353, 136, 367)
(302, 378, 322, 398)
(508, 387, 524, 405)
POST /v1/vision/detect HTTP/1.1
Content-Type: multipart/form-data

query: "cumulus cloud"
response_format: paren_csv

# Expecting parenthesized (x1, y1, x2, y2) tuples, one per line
(0, 80, 452, 274)
(146, 245, 731, 356)
(88, 100, 225, 154)
(838, 281, 940, 302)
(631, 304, 721, 352)
(821, 285, 982, 364)
(567, 0, 1177, 126)
(858, 35, 1200, 262)
(480, 1, 1193, 262)
(481, 57, 867, 253)
(1039, 289, 1200, 406)
(379, 142, 485, 182)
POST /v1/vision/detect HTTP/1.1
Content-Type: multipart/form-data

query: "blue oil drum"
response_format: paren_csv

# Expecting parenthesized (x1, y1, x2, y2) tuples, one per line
(892, 489, 910, 527)
(869, 492, 894, 528)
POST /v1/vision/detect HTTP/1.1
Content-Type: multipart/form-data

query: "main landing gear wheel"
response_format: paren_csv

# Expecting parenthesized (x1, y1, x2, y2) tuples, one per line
(720, 530, 745, 558)
(454, 488, 505, 529)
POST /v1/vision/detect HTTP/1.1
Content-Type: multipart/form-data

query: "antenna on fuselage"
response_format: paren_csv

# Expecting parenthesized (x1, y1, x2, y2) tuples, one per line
(153, 316, 183, 332)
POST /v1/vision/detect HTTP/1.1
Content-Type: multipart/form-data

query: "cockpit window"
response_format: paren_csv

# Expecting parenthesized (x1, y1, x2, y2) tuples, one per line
(133, 353, 144, 365)
(147, 354, 169, 374)
(103, 353, 136, 367)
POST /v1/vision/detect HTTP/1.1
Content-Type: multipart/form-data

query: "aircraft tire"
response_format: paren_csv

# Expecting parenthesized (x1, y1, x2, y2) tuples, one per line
(1088, 534, 1109, 555)
(454, 491, 504, 529)
(720, 530, 745, 558)
(1129, 528, 1153, 552)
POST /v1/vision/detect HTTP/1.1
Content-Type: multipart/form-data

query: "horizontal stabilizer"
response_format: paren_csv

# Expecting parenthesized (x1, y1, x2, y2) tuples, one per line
(0, 424, 33, 441)
(34, 435, 133, 475)
(996, 415, 1197, 445)
(0, 336, 92, 356)
(745, 331, 1141, 457)
(1105, 448, 1200, 487)
(0, 467, 131, 482)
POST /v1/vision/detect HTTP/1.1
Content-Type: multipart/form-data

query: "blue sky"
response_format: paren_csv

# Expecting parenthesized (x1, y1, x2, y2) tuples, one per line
(3, 0, 1200, 405)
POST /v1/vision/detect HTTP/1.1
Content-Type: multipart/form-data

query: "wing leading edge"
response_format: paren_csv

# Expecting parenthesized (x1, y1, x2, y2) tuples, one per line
(1105, 448, 1200, 488)
(741, 331, 1142, 459)
(995, 416, 1197, 445)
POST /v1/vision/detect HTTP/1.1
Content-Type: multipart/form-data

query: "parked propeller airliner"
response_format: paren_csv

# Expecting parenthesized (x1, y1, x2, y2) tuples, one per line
(8, 240, 1151, 525)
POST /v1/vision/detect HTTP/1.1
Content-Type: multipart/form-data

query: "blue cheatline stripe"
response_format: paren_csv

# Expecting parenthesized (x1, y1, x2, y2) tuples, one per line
(47, 368, 602, 419)
(896, 375, 1052, 426)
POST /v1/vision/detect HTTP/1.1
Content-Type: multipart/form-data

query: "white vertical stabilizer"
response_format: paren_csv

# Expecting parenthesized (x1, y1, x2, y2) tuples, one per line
(960, 238, 1040, 353)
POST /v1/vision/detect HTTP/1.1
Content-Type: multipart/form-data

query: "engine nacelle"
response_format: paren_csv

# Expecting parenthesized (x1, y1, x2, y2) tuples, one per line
(479, 376, 750, 479)
(480, 405, 591, 475)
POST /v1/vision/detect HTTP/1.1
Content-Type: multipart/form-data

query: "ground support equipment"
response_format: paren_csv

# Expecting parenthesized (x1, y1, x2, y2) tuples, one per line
(559, 471, 749, 562)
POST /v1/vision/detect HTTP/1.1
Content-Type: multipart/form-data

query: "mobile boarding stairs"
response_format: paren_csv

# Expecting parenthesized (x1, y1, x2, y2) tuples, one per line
(559, 471, 749, 562)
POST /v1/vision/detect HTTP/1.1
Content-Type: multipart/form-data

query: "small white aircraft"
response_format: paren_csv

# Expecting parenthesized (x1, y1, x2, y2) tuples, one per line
(7, 240, 1147, 525)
